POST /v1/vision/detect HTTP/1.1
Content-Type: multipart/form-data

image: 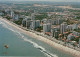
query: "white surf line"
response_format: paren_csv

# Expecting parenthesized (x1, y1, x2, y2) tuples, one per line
(16, 31, 58, 57)
(1, 21, 58, 57)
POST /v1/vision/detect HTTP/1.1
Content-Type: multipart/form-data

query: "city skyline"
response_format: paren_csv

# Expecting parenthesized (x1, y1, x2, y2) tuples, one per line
(0, 0, 80, 57)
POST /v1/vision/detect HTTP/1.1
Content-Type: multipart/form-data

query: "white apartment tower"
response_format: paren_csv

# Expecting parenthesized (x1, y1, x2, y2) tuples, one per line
(60, 22, 67, 34)
(43, 23, 51, 34)
(11, 11, 14, 17)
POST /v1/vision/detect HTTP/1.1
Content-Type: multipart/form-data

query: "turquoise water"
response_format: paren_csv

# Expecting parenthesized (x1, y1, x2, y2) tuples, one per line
(0, 20, 74, 57)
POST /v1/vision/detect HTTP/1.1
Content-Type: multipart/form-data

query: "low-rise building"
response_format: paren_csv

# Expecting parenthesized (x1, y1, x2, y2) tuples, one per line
(42, 19, 47, 24)
(72, 31, 80, 37)
(67, 34, 75, 41)
(0, 12, 4, 16)
(66, 25, 73, 31)
(72, 24, 78, 30)
(13, 14, 19, 21)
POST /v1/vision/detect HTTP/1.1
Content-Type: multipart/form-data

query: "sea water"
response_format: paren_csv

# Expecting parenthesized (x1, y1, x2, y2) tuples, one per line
(0, 20, 74, 57)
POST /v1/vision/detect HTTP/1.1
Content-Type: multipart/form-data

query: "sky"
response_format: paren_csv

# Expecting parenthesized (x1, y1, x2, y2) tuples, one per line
(0, 0, 80, 2)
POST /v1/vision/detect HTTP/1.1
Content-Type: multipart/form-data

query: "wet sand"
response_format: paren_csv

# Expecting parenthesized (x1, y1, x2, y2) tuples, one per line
(0, 18, 80, 57)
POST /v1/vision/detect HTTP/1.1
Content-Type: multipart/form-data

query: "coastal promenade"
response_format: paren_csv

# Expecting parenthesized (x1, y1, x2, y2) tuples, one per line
(0, 17, 80, 57)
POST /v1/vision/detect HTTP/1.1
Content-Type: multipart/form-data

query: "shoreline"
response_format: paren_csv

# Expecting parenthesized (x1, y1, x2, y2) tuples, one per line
(0, 17, 80, 57)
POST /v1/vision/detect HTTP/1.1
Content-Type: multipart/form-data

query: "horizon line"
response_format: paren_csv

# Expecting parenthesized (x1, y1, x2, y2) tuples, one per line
(0, 1, 80, 2)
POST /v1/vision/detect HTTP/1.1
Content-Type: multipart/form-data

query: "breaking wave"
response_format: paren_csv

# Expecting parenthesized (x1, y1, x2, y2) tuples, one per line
(0, 20, 58, 57)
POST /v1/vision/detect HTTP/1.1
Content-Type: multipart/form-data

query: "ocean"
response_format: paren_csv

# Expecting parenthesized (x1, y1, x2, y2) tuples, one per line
(0, 20, 74, 57)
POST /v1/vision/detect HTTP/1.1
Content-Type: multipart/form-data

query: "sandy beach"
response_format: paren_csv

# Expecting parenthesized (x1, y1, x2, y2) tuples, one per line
(0, 17, 80, 57)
